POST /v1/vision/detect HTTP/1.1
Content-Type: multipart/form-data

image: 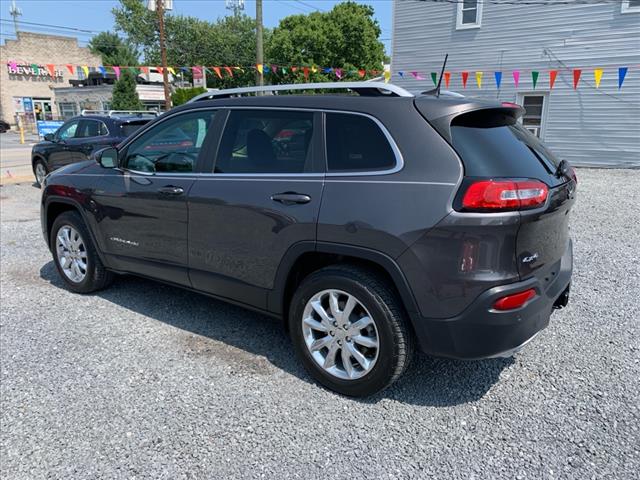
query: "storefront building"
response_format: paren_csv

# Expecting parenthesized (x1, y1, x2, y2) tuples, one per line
(0, 31, 102, 127)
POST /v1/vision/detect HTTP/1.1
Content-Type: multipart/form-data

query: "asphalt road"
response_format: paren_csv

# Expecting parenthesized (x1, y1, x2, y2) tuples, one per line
(0, 132, 38, 184)
(1, 169, 639, 479)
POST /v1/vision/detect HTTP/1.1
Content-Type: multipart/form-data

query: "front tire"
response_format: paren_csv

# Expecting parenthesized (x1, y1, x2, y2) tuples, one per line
(50, 211, 113, 293)
(33, 159, 48, 188)
(289, 264, 414, 396)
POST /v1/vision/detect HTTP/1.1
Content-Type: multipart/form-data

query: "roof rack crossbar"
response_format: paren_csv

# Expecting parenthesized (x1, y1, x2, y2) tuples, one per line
(80, 109, 159, 117)
(188, 82, 414, 102)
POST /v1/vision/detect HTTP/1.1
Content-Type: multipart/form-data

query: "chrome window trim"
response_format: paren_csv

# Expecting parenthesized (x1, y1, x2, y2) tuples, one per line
(117, 106, 403, 179)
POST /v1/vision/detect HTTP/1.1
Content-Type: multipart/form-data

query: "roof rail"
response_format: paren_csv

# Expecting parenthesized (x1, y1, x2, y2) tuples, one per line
(80, 109, 159, 117)
(187, 82, 414, 103)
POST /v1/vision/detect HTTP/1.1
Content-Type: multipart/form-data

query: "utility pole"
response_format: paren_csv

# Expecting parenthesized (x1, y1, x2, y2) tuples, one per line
(255, 0, 264, 88)
(156, 0, 172, 110)
(9, 0, 22, 35)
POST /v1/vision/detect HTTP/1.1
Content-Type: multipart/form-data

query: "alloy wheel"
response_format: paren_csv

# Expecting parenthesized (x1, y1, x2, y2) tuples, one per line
(301, 289, 380, 380)
(55, 225, 88, 283)
(35, 163, 47, 185)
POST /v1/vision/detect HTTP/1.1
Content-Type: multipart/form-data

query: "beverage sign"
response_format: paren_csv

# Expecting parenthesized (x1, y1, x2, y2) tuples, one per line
(6, 62, 64, 78)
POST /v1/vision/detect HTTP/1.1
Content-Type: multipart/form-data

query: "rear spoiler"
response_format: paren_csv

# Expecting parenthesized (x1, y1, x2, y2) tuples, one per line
(414, 96, 525, 143)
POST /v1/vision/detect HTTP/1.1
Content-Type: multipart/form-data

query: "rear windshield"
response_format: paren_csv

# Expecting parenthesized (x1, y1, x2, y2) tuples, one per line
(121, 121, 150, 138)
(450, 110, 561, 182)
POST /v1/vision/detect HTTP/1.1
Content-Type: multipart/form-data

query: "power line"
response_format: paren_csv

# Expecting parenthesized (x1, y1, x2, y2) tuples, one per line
(0, 18, 99, 34)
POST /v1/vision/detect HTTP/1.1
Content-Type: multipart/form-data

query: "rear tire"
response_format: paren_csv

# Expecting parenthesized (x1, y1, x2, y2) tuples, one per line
(289, 264, 414, 397)
(33, 159, 48, 188)
(50, 211, 113, 293)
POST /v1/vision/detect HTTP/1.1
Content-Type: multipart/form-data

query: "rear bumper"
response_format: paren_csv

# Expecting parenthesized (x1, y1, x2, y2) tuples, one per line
(411, 239, 573, 359)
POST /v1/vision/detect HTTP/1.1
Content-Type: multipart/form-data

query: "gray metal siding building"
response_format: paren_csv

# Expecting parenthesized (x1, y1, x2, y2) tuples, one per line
(391, 0, 640, 167)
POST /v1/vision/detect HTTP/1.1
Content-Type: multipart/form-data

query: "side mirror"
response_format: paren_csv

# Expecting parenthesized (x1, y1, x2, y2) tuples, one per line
(96, 147, 119, 168)
(44, 133, 54, 141)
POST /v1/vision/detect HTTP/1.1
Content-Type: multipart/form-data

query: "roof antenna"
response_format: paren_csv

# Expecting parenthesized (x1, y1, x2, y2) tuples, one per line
(435, 53, 448, 97)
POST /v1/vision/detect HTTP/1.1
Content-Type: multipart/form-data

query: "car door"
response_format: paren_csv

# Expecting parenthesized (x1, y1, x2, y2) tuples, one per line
(188, 109, 324, 309)
(70, 119, 112, 159)
(91, 108, 220, 286)
(48, 119, 80, 170)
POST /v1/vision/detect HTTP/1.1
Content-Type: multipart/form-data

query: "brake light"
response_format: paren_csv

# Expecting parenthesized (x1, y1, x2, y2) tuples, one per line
(493, 288, 536, 311)
(461, 179, 548, 211)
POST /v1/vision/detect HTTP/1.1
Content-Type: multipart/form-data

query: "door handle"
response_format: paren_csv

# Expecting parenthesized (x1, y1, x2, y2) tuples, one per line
(270, 192, 311, 205)
(158, 186, 185, 196)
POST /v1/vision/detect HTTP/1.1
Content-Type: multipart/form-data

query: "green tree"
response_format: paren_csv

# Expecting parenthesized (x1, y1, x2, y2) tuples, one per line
(171, 86, 206, 106)
(111, 69, 143, 110)
(266, 2, 385, 84)
(112, 0, 263, 88)
(88, 31, 139, 66)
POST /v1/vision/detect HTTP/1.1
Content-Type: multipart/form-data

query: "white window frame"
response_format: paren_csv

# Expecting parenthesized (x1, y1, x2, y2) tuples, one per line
(621, 0, 640, 13)
(516, 92, 550, 140)
(456, 0, 483, 30)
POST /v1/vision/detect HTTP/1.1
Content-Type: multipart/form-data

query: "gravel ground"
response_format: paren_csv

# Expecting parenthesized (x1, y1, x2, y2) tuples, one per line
(1, 168, 639, 479)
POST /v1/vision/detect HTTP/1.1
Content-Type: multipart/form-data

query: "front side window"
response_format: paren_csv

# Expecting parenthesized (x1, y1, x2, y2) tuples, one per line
(215, 110, 315, 174)
(123, 110, 216, 173)
(56, 120, 79, 140)
(456, 0, 483, 29)
(325, 113, 396, 173)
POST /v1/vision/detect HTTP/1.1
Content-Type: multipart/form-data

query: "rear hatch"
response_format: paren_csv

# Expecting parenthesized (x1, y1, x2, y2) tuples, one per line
(416, 97, 576, 280)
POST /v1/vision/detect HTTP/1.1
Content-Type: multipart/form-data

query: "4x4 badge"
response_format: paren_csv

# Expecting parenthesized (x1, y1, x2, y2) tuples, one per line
(522, 253, 539, 264)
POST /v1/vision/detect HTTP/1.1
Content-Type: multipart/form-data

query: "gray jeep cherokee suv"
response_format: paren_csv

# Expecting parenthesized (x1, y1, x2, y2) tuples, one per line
(40, 82, 575, 396)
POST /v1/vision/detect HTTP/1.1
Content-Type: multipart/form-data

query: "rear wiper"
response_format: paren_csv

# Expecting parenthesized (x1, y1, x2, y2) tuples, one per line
(555, 159, 571, 179)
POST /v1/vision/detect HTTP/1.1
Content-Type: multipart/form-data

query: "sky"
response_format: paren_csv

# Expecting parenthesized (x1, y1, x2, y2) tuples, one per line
(0, 0, 393, 53)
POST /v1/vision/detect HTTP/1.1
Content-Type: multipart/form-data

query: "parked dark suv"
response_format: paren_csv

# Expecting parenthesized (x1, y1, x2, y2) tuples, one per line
(40, 82, 575, 396)
(31, 111, 156, 187)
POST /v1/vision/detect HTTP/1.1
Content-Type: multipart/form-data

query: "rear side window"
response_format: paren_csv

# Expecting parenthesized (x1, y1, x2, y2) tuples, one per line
(325, 113, 396, 172)
(76, 120, 108, 138)
(450, 110, 561, 182)
(215, 110, 315, 174)
(121, 121, 149, 138)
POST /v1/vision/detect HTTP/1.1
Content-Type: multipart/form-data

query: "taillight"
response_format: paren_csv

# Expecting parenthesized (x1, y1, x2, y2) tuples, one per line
(461, 179, 548, 212)
(493, 288, 536, 311)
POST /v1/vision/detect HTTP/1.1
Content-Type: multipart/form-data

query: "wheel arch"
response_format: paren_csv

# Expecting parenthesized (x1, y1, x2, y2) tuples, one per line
(269, 241, 419, 326)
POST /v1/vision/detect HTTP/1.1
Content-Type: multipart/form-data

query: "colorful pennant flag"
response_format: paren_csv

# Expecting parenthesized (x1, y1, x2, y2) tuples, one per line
(444, 71, 451, 88)
(532, 71, 539, 89)
(224, 66, 233, 77)
(384, 70, 391, 84)
(140, 66, 149, 75)
(271, 65, 278, 74)
(30, 64, 39, 74)
(113, 66, 121, 79)
(9, 60, 17, 70)
(549, 70, 558, 90)
(311, 66, 318, 73)
(45, 64, 56, 77)
(594, 68, 603, 88)
(156, 66, 164, 74)
(398, 71, 404, 78)
(335, 68, 343, 79)
(411, 71, 425, 80)
(81, 65, 89, 77)
(303, 66, 309, 79)
(65, 64, 74, 75)
(256, 64, 263, 74)
(494, 71, 502, 89)
(461, 71, 469, 88)
(513, 70, 520, 88)
(430, 72, 438, 86)
(573, 69, 582, 89)
(192, 66, 202, 75)
(475, 71, 483, 89)
(98, 66, 107, 76)
(358, 69, 365, 78)
(263, 65, 270, 74)
(618, 67, 628, 89)
(213, 66, 222, 78)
